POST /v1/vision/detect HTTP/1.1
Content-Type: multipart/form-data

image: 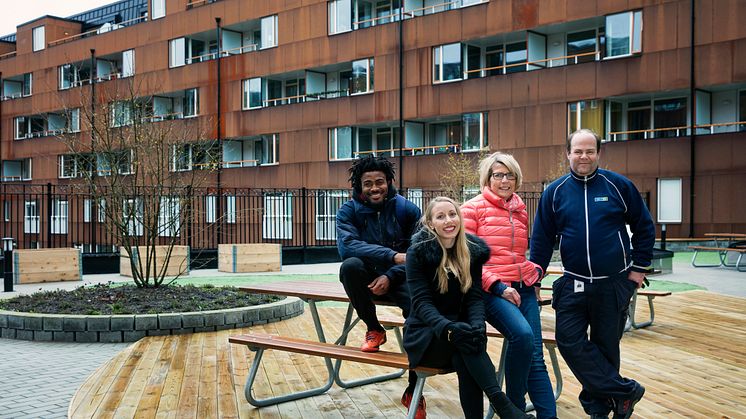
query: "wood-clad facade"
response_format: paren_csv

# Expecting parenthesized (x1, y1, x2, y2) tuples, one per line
(0, 0, 745, 239)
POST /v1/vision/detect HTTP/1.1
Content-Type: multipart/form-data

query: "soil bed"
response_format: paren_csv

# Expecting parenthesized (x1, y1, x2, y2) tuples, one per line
(0, 283, 281, 315)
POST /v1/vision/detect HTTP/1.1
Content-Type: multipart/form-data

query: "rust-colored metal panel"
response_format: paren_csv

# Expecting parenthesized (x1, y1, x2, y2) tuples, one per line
(644, 2, 680, 54)
(564, 63, 597, 101)
(511, 0, 539, 31)
(537, 0, 566, 27)
(402, 87, 419, 121)
(695, 0, 713, 46)
(496, 107, 525, 150)
(438, 83, 463, 117)
(510, 71, 540, 108)
(417, 85, 439, 119)
(695, 43, 733, 87)
(485, 76, 512, 111)
(711, 0, 746, 43)
(461, 3, 489, 40)
(564, 0, 598, 22)
(658, 49, 690, 91)
(524, 104, 554, 149)
(437, 11, 462, 45)
(537, 67, 568, 104)
(462, 78, 488, 113)
(485, 0, 514, 35)
(595, 60, 628, 99)
(625, 53, 661, 94)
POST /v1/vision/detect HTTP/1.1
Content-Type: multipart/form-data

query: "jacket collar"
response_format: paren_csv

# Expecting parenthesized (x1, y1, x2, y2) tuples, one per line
(481, 186, 526, 212)
(410, 229, 490, 266)
(569, 168, 599, 183)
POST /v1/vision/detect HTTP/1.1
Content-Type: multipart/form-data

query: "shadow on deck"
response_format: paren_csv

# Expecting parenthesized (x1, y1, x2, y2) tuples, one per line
(69, 290, 746, 418)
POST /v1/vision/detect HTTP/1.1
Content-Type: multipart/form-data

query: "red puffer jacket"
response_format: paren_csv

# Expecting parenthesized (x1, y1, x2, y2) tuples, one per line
(461, 186, 542, 292)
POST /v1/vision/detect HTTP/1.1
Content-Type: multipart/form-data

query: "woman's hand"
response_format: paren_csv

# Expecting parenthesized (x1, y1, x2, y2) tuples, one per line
(501, 287, 521, 306)
(534, 286, 543, 303)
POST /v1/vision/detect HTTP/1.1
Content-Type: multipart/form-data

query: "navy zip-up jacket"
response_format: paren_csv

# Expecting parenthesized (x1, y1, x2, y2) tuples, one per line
(336, 186, 421, 285)
(530, 168, 655, 281)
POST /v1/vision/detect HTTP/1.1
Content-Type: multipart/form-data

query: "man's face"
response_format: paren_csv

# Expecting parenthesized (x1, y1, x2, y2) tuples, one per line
(361, 171, 388, 205)
(567, 133, 600, 176)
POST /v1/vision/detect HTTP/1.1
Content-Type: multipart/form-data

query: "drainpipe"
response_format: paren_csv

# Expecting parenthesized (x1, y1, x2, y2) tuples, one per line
(0, 71, 3, 181)
(397, 5, 404, 192)
(688, 0, 696, 238)
(215, 17, 223, 246)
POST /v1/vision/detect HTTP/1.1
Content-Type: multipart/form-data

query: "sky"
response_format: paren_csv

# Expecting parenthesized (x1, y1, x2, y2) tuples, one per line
(0, 1, 115, 37)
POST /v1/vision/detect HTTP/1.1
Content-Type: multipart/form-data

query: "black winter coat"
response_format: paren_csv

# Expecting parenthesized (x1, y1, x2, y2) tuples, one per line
(403, 229, 491, 369)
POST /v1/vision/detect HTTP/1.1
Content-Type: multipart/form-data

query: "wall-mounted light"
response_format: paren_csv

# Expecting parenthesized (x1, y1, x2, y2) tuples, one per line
(722, 99, 732, 106)
(552, 41, 561, 47)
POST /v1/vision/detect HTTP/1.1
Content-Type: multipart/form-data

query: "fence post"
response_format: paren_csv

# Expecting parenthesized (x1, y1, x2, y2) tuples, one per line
(301, 187, 308, 263)
(46, 183, 53, 248)
(3, 237, 14, 292)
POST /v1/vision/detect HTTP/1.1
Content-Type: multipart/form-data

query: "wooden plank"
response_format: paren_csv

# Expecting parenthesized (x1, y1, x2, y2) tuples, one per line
(13, 248, 81, 283)
(175, 332, 205, 419)
(154, 334, 191, 419)
(218, 244, 281, 273)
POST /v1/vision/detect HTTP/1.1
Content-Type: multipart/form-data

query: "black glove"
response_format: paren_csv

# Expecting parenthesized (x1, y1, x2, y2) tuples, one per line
(641, 277, 650, 289)
(446, 322, 481, 354)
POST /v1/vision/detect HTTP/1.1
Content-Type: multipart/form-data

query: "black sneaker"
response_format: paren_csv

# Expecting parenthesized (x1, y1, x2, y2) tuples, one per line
(590, 413, 609, 419)
(612, 383, 645, 419)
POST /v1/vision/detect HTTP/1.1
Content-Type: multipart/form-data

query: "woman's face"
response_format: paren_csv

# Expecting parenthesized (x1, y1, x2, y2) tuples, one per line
(489, 162, 516, 200)
(429, 201, 460, 248)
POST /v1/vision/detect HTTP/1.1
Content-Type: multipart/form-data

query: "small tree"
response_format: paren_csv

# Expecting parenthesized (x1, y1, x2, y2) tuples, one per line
(57, 77, 217, 287)
(439, 150, 489, 203)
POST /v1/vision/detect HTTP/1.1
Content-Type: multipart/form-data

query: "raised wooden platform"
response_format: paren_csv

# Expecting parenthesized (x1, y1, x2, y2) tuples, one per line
(70, 290, 746, 418)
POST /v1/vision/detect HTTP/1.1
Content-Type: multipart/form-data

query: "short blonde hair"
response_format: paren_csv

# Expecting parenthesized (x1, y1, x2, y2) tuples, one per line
(478, 152, 523, 190)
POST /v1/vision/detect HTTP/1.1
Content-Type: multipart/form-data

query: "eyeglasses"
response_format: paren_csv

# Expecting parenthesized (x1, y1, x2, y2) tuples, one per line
(491, 172, 516, 181)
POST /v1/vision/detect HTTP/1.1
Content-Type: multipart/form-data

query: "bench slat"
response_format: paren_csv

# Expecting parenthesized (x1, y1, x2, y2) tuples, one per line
(229, 333, 447, 375)
(689, 246, 746, 252)
(539, 286, 670, 297)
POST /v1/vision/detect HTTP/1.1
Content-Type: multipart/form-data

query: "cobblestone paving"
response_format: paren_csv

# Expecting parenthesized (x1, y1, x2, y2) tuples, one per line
(0, 338, 129, 419)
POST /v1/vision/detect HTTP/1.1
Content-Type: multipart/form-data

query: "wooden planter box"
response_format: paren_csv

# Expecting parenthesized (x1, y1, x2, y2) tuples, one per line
(13, 248, 82, 284)
(218, 244, 281, 273)
(120, 245, 190, 278)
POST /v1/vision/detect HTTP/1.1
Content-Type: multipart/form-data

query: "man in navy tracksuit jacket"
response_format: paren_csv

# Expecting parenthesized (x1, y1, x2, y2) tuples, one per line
(530, 129, 655, 419)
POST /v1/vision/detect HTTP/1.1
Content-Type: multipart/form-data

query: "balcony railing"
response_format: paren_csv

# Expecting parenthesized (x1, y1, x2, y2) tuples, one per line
(1, 92, 24, 101)
(15, 129, 67, 140)
(404, 0, 488, 18)
(186, 0, 220, 9)
(463, 50, 601, 79)
(222, 159, 260, 168)
(48, 16, 147, 47)
(608, 121, 746, 141)
(350, 143, 468, 159)
(0, 51, 16, 61)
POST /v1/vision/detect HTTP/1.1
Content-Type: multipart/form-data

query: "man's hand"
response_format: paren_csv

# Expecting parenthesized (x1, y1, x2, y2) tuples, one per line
(628, 270, 646, 289)
(501, 287, 521, 306)
(368, 275, 390, 296)
(393, 253, 406, 265)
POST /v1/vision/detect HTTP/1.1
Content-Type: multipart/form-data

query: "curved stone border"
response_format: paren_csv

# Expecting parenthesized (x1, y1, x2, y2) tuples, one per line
(0, 297, 303, 343)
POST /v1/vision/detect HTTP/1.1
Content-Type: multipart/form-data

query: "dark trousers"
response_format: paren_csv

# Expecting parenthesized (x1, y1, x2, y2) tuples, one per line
(339, 257, 416, 388)
(339, 257, 411, 331)
(419, 335, 501, 419)
(553, 272, 639, 415)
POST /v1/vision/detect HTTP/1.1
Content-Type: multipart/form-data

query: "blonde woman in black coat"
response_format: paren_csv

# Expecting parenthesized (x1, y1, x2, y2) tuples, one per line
(403, 197, 532, 419)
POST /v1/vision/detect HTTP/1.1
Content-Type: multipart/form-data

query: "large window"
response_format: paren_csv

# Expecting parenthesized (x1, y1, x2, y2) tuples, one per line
(24, 201, 39, 234)
(32, 26, 45, 52)
(605, 10, 643, 58)
(243, 78, 264, 109)
(2, 158, 32, 181)
(123, 198, 143, 236)
(263, 192, 293, 240)
(223, 134, 279, 167)
(171, 142, 220, 172)
(606, 96, 689, 141)
(315, 190, 347, 240)
(260, 15, 278, 49)
(97, 150, 134, 176)
(328, 0, 352, 34)
(568, 100, 605, 137)
(567, 29, 598, 64)
(158, 197, 180, 237)
(151, 0, 165, 19)
(184, 88, 199, 117)
(110, 101, 133, 127)
(50, 199, 68, 235)
(433, 43, 463, 83)
(59, 154, 93, 179)
(351, 58, 374, 94)
(328, 126, 400, 160)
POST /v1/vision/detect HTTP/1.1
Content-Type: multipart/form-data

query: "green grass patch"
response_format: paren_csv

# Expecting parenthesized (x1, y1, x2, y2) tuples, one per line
(673, 251, 720, 266)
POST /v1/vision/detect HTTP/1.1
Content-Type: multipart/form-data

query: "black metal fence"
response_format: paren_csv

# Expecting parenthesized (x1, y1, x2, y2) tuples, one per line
(0, 183, 545, 253)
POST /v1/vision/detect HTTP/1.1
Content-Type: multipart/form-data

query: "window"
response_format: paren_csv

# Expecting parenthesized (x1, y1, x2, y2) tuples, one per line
(260, 15, 278, 49)
(315, 190, 347, 240)
(84, 199, 92, 223)
(328, 0, 352, 35)
(123, 198, 143, 236)
(328, 126, 401, 160)
(263, 192, 293, 239)
(184, 88, 199, 117)
(607, 97, 688, 141)
(172, 144, 192, 172)
(24, 201, 39, 234)
(23, 73, 32, 96)
(50, 199, 68, 235)
(32, 26, 45, 52)
(14, 117, 29, 139)
(152, 0, 165, 19)
(2, 158, 32, 181)
(111, 101, 133, 127)
(122, 49, 135, 77)
(433, 43, 462, 83)
(243, 78, 264, 109)
(605, 10, 643, 58)
(567, 29, 598, 63)
(59, 154, 93, 178)
(653, 97, 688, 138)
(172, 142, 219, 171)
(98, 199, 106, 223)
(169, 38, 186, 68)
(68, 108, 81, 133)
(406, 188, 424, 211)
(740, 90, 746, 131)
(205, 196, 217, 223)
(158, 197, 180, 237)
(462, 113, 488, 151)
(4, 201, 11, 222)
(505, 41, 527, 74)
(97, 150, 133, 176)
(329, 126, 353, 160)
(351, 58, 374, 94)
(59, 64, 89, 90)
(568, 100, 605, 137)
(225, 195, 236, 224)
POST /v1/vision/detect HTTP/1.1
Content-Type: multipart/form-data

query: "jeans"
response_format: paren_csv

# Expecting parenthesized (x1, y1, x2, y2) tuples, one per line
(484, 286, 557, 419)
(553, 272, 638, 415)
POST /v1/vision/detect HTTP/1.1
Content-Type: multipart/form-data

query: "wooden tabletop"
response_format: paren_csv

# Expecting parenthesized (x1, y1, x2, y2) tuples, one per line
(704, 233, 746, 239)
(240, 280, 396, 305)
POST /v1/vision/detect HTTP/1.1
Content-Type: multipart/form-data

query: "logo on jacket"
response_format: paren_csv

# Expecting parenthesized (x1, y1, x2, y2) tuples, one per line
(594, 196, 609, 202)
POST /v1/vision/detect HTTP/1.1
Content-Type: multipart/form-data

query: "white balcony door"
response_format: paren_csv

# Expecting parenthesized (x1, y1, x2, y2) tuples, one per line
(122, 49, 135, 77)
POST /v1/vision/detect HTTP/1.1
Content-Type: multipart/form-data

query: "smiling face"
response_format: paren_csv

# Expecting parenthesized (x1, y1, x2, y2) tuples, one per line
(428, 201, 461, 248)
(489, 162, 516, 200)
(567, 132, 600, 176)
(360, 170, 389, 205)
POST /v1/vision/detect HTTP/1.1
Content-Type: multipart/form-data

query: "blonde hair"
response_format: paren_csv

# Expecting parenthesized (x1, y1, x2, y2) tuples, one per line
(478, 152, 523, 190)
(420, 196, 472, 294)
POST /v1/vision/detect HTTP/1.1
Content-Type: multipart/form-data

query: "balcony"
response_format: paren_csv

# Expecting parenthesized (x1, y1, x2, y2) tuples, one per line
(222, 134, 280, 168)
(1, 72, 32, 100)
(14, 109, 80, 140)
(47, 16, 147, 48)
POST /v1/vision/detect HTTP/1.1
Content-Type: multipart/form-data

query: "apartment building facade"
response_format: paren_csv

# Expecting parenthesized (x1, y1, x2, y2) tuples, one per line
(0, 0, 744, 247)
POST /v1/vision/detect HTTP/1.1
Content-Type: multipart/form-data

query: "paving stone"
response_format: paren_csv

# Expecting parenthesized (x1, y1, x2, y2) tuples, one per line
(223, 309, 244, 325)
(243, 308, 260, 323)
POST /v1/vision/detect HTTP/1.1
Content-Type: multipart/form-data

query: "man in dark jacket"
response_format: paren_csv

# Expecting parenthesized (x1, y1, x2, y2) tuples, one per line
(530, 129, 655, 419)
(336, 155, 425, 418)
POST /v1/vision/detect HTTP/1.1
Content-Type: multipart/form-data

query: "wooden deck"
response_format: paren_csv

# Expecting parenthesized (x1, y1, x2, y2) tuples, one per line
(70, 290, 746, 418)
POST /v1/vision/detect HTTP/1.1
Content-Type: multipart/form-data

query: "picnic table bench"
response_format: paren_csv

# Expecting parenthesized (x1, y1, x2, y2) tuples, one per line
(689, 244, 746, 272)
(234, 280, 563, 417)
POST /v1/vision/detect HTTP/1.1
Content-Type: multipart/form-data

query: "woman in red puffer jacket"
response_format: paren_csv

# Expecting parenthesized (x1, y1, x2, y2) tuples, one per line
(461, 152, 557, 419)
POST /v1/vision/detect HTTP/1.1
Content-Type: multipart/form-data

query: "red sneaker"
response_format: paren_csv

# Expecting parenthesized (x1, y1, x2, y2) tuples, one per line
(401, 389, 427, 419)
(361, 330, 386, 352)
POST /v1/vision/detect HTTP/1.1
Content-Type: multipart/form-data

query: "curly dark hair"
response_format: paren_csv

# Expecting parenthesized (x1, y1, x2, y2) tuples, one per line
(348, 155, 396, 193)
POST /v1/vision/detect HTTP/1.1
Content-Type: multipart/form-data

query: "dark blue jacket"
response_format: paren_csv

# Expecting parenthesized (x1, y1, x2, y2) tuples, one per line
(530, 168, 655, 281)
(336, 187, 421, 285)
